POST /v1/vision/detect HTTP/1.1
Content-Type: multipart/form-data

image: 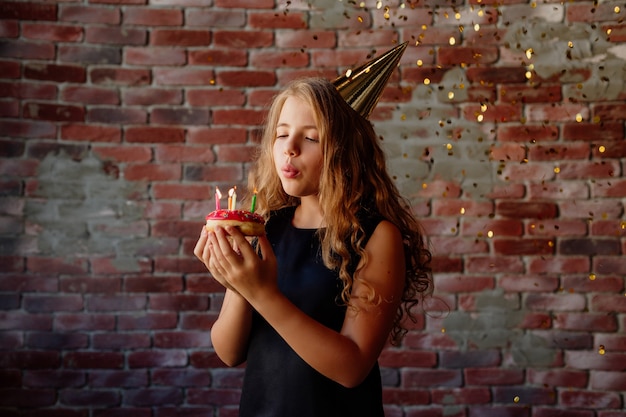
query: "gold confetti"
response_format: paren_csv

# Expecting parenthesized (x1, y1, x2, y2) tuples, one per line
(441, 328, 446, 333)
(576, 113, 583, 122)
(598, 345, 606, 355)
(554, 166, 560, 174)
(477, 114, 484, 122)
(449, 37, 456, 45)
(424, 78, 431, 85)
(589, 273, 596, 281)
(487, 230, 494, 238)
(525, 48, 533, 59)
(474, 23, 480, 31)
(568, 41, 574, 48)
(448, 91, 455, 99)
(417, 59, 423, 67)
(514, 396, 520, 403)
(460, 207, 466, 214)
(598, 145, 606, 153)
(614, 6, 620, 13)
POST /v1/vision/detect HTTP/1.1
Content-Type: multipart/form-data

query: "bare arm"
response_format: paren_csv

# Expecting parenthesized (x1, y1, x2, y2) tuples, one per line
(194, 228, 253, 366)
(211, 221, 405, 387)
(210, 289, 253, 366)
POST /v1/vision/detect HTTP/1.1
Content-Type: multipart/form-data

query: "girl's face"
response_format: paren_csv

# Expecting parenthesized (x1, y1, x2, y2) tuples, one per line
(272, 96, 324, 199)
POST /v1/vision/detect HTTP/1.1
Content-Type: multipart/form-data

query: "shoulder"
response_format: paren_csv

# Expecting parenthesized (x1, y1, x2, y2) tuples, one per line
(367, 220, 403, 252)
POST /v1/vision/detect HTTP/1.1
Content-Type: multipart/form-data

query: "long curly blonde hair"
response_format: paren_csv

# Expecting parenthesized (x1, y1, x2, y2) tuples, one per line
(248, 77, 432, 345)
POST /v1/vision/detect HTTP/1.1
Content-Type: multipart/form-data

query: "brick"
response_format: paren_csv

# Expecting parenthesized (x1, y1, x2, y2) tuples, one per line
(438, 46, 498, 66)
(153, 331, 212, 348)
(378, 350, 437, 368)
(2, 40, 54, 60)
(90, 67, 150, 86)
(59, 5, 120, 24)
(214, 30, 274, 49)
(122, 87, 183, 106)
(497, 201, 557, 219)
(22, 23, 83, 42)
(591, 294, 626, 313)
(528, 143, 590, 161)
(0, 2, 57, 21)
(0, 81, 57, 100)
(499, 275, 559, 293)
(0, 351, 60, 370)
(149, 294, 208, 311)
(123, 276, 183, 293)
(60, 276, 120, 293)
(566, 350, 626, 371)
(248, 11, 307, 29)
(0, 60, 21, 78)
(61, 86, 119, 105)
(125, 126, 184, 143)
(117, 313, 178, 331)
(23, 370, 86, 388)
(500, 84, 562, 103)
(464, 367, 524, 386)
(151, 29, 211, 46)
(25, 332, 89, 350)
(153, 68, 214, 86)
(428, 237, 488, 255)
(0, 388, 56, 407)
(492, 386, 556, 405)
(89, 370, 148, 388)
(216, 70, 277, 88)
(60, 389, 120, 406)
(590, 371, 626, 391)
(124, 47, 186, 66)
(92, 145, 151, 162)
(23, 295, 84, 313)
(123, 8, 182, 26)
(86, 26, 146, 45)
(189, 49, 247, 67)
(124, 163, 181, 181)
(24, 63, 86, 83)
(64, 352, 124, 369)
(555, 312, 618, 332)
(559, 389, 622, 409)
(497, 124, 559, 143)
(431, 387, 491, 404)
(54, 313, 115, 331)
(151, 107, 209, 125)
(152, 369, 211, 387)
(527, 368, 588, 388)
(62, 124, 121, 143)
(86, 295, 146, 312)
(591, 179, 626, 198)
(382, 388, 430, 406)
(124, 387, 183, 406)
(0, 311, 52, 331)
(465, 256, 525, 273)
(563, 122, 623, 141)
(434, 275, 494, 293)
(185, 9, 246, 28)
(128, 350, 188, 368)
(403, 369, 462, 388)
(22, 102, 85, 122)
(462, 219, 523, 237)
(188, 127, 248, 145)
(87, 107, 146, 124)
(187, 88, 245, 107)
(188, 387, 242, 406)
(92, 333, 150, 350)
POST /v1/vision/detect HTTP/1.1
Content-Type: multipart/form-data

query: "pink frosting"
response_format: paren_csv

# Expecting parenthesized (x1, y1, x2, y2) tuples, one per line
(206, 209, 264, 224)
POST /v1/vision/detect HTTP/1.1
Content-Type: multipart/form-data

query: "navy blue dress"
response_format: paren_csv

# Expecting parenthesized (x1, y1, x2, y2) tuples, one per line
(239, 206, 385, 417)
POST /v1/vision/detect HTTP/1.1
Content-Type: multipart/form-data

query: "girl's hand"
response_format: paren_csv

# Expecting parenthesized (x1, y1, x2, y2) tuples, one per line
(207, 226, 278, 302)
(193, 227, 239, 293)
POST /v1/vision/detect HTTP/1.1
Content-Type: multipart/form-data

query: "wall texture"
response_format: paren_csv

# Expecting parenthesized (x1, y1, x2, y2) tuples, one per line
(1, 0, 625, 416)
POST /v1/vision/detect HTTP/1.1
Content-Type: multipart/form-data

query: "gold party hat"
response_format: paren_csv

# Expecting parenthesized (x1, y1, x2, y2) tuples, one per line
(333, 41, 408, 119)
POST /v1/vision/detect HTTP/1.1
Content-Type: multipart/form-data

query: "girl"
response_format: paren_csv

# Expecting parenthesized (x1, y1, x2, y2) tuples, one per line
(194, 77, 432, 416)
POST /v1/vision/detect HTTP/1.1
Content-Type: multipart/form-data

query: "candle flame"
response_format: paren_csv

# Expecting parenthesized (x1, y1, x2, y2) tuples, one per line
(216, 187, 222, 199)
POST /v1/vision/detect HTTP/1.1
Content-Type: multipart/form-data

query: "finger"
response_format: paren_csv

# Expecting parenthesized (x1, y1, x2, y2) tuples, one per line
(256, 235, 273, 260)
(224, 226, 255, 258)
(193, 227, 208, 259)
(213, 226, 242, 264)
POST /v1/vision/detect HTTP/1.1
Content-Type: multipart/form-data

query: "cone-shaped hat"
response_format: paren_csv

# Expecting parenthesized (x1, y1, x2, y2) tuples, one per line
(332, 41, 408, 119)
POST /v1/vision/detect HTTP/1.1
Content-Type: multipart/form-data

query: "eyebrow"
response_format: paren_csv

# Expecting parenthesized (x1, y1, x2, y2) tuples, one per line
(276, 122, 318, 130)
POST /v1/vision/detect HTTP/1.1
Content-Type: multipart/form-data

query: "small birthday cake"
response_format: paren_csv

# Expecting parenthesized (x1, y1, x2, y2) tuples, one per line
(205, 209, 265, 236)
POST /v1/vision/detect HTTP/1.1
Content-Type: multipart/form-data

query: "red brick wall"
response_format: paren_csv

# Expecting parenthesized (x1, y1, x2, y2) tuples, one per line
(1, 0, 625, 415)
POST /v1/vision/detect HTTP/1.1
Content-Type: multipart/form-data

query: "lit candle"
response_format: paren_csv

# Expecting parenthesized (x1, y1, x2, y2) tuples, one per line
(232, 186, 237, 210)
(215, 187, 222, 211)
(228, 187, 237, 210)
(250, 188, 257, 213)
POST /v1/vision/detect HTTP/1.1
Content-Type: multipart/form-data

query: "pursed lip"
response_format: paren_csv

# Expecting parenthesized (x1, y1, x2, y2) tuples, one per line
(281, 163, 300, 179)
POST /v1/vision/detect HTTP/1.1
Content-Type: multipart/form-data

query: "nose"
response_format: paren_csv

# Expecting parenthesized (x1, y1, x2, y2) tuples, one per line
(283, 136, 299, 157)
